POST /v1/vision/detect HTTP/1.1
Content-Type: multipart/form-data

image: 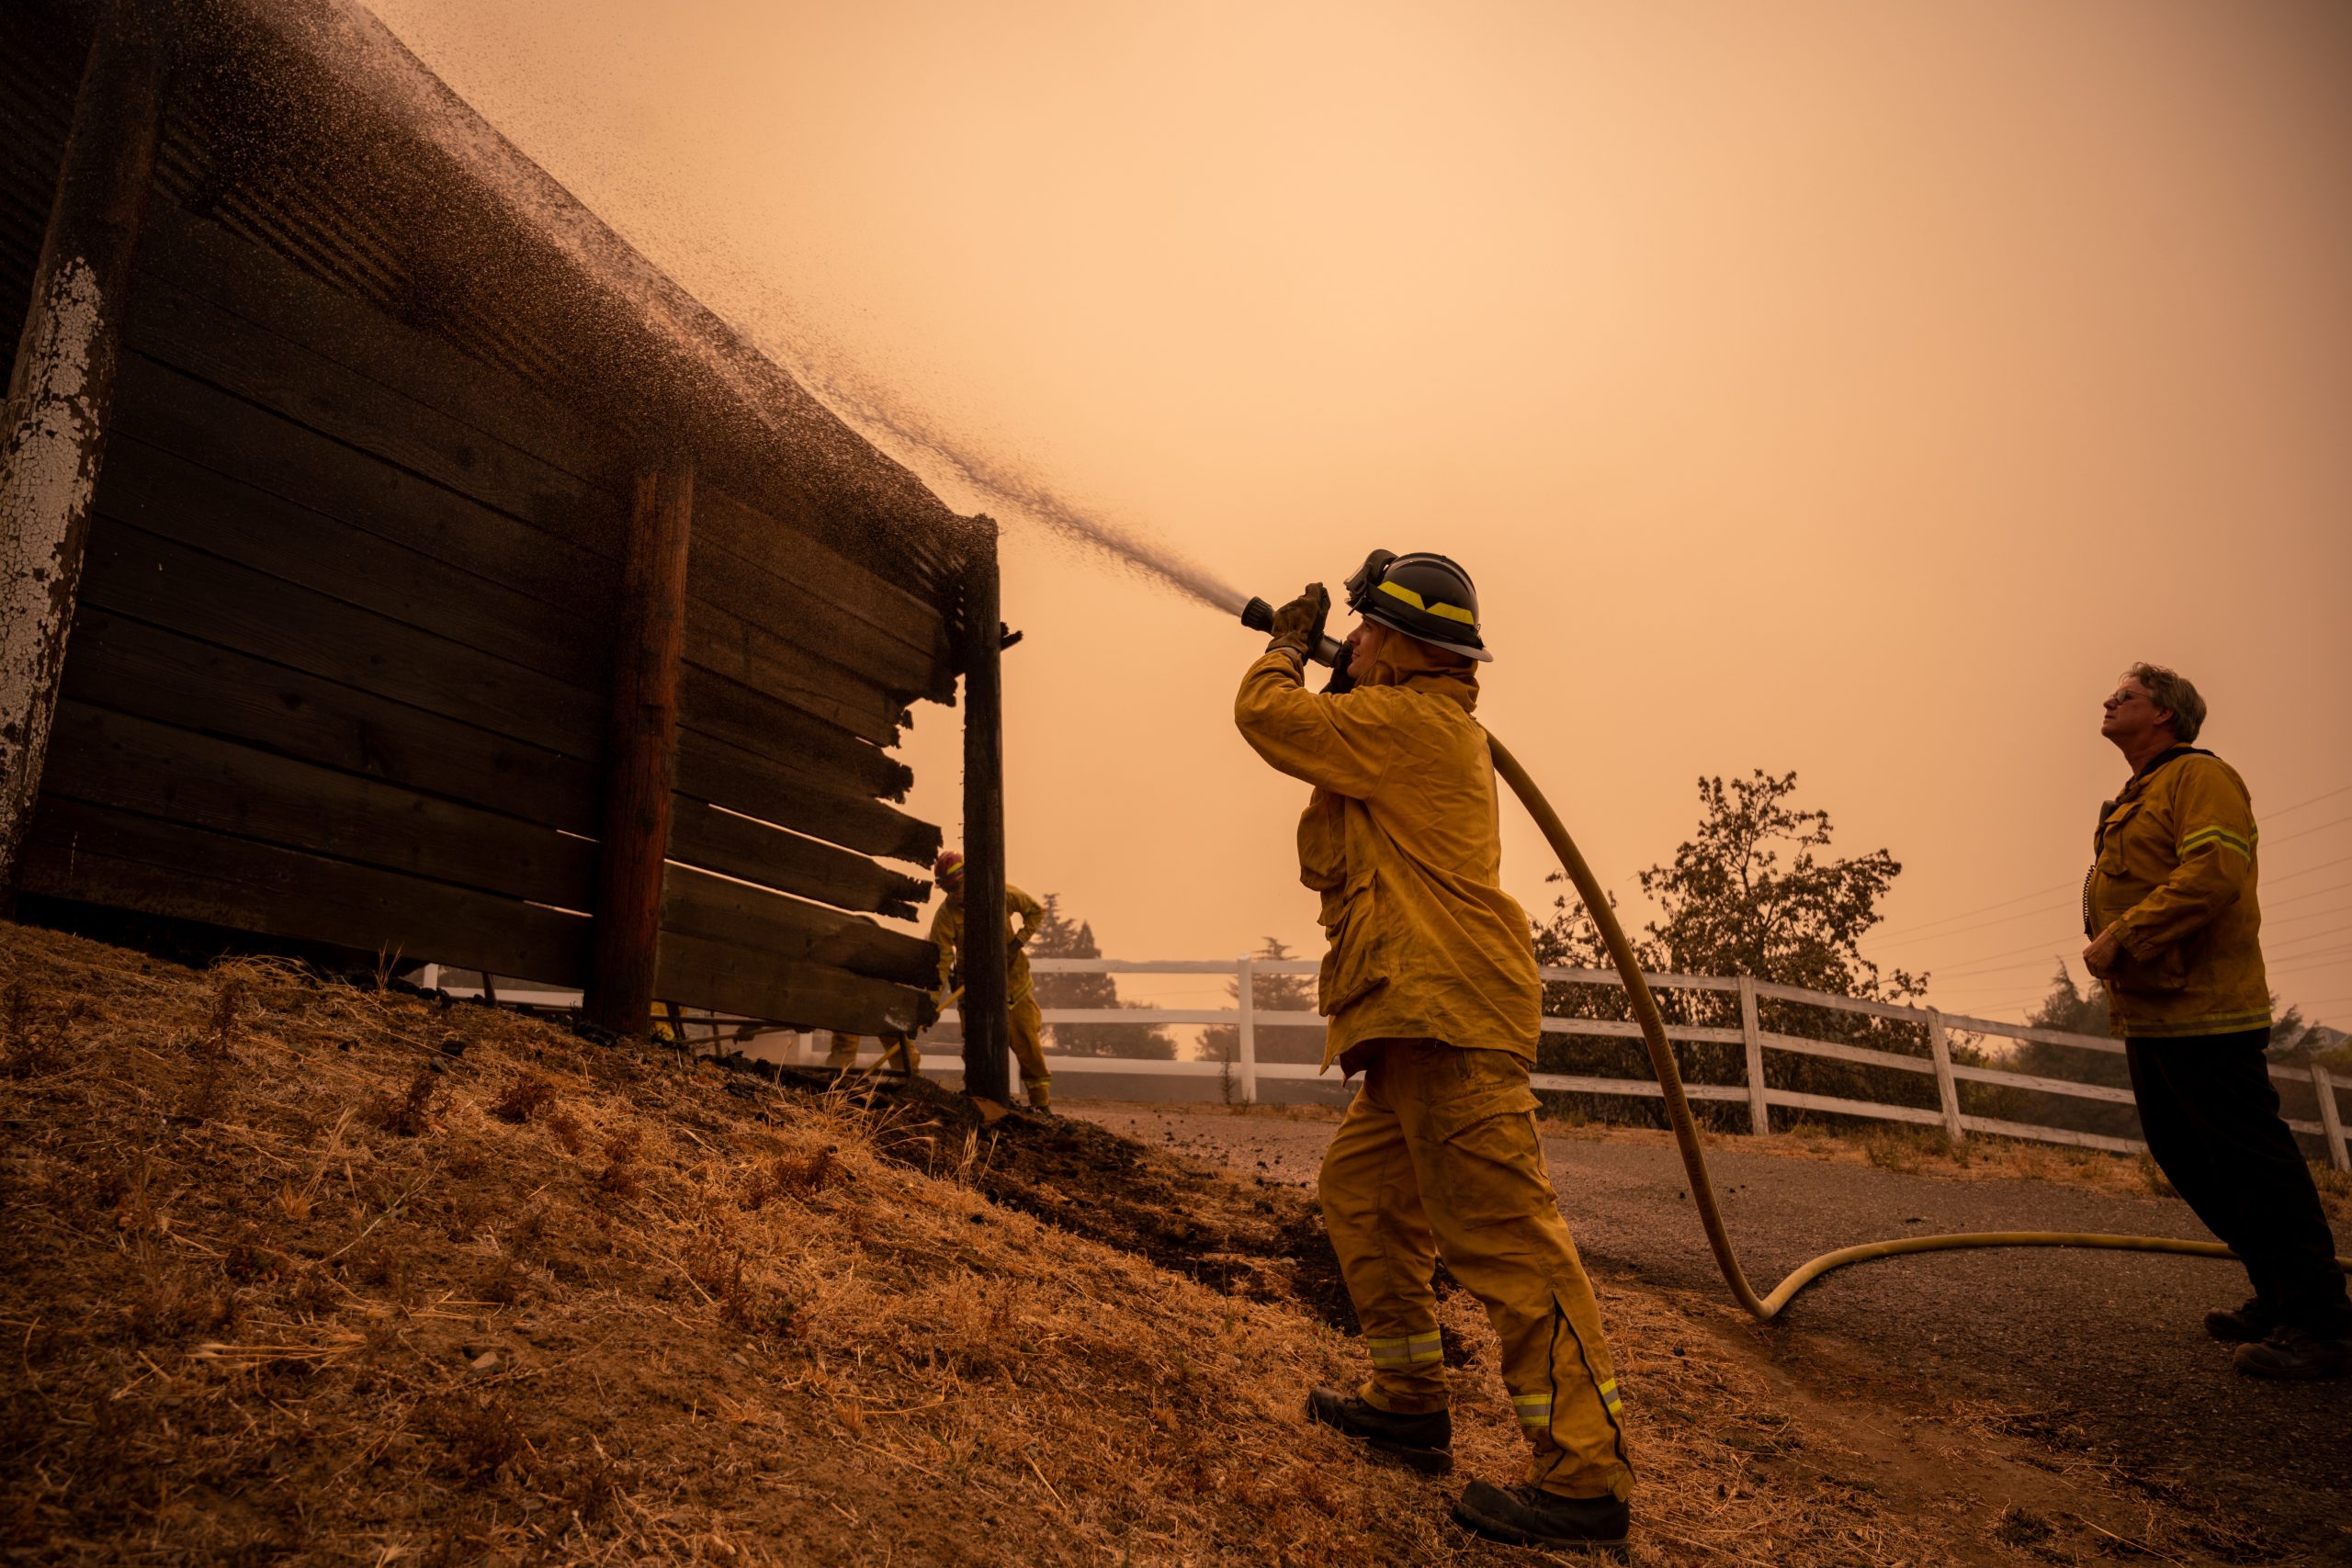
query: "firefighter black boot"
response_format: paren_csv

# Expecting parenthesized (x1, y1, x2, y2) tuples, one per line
(2204, 1297, 2279, 1344)
(1305, 1387, 1453, 1474)
(1453, 1480, 1632, 1551)
(2233, 1325, 2352, 1381)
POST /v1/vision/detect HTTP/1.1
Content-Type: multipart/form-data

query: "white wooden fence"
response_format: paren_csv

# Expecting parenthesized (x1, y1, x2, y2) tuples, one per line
(892, 957, 2352, 1171)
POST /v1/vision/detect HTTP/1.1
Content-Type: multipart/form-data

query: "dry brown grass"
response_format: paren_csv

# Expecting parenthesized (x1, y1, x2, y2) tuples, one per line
(0, 921, 2231, 1566)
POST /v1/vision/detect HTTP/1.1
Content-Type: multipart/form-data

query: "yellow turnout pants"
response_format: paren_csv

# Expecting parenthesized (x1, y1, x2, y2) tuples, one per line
(826, 1033, 920, 1074)
(1320, 1038, 1633, 1502)
(1011, 991, 1051, 1110)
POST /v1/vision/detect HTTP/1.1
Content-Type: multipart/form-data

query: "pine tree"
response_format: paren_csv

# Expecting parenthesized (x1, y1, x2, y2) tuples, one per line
(1200, 937, 1324, 1064)
(1026, 895, 1176, 1059)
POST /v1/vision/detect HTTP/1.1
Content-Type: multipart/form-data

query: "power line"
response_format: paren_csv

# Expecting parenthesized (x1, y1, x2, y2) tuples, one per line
(1874, 894, 2076, 951)
(1872, 881, 2075, 943)
(2267, 878, 2352, 909)
(2266, 897, 2352, 931)
(1866, 784, 2345, 949)
(2266, 921, 2352, 960)
(2267, 948, 2352, 977)
(2270, 853, 2352, 886)
(2266, 812, 2352, 849)
(2267, 781, 2352, 820)
(1928, 938, 2080, 978)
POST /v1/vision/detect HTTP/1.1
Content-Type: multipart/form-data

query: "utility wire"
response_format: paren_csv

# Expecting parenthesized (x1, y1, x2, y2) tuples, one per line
(2266, 921, 2352, 959)
(2267, 781, 2352, 820)
(2266, 812, 2352, 849)
(1871, 881, 2075, 942)
(2273, 854, 2352, 886)
(1874, 895, 2076, 951)
(1866, 785, 2346, 954)
(2266, 897, 2352, 931)
(2267, 878, 2352, 910)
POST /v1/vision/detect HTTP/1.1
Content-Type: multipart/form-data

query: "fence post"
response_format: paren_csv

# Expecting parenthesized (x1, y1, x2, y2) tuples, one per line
(1236, 953, 1259, 1106)
(2312, 1063, 2349, 1173)
(1927, 1008, 1966, 1145)
(1738, 976, 1767, 1134)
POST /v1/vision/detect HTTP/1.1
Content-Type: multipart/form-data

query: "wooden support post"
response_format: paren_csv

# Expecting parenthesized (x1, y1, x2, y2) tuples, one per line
(585, 457, 693, 1036)
(1738, 976, 1768, 1134)
(2312, 1062, 2349, 1174)
(958, 519, 1011, 1105)
(0, 0, 165, 897)
(1927, 1007, 1967, 1146)
(1236, 953, 1259, 1105)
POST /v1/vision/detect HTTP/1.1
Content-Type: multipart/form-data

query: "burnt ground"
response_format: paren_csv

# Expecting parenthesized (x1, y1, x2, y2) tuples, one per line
(754, 1067, 1377, 1338)
(1076, 1104, 2352, 1565)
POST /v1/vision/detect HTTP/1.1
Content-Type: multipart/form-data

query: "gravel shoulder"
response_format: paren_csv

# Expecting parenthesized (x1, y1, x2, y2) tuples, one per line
(1075, 1102, 2352, 1563)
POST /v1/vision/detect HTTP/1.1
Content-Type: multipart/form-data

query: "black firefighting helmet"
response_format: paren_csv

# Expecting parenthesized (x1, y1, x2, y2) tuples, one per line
(1341, 548, 1490, 662)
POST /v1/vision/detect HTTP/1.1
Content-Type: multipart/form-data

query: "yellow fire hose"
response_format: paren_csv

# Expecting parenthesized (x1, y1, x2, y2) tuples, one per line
(1487, 735, 2352, 1321)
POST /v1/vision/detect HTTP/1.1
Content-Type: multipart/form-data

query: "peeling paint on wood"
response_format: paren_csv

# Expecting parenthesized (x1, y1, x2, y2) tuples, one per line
(0, 256, 109, 863)
(0, 0, 164, 891)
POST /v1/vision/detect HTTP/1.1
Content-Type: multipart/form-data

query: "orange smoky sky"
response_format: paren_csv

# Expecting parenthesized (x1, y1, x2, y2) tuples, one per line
(368, 0, 2352, 1027)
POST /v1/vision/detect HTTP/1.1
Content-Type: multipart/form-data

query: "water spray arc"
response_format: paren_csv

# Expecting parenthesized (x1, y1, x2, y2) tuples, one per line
(1235, 598, 2352, 1323)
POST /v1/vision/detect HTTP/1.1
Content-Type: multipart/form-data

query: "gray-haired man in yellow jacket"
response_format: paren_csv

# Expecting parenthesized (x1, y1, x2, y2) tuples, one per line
(2086, 661, 2348, 1380)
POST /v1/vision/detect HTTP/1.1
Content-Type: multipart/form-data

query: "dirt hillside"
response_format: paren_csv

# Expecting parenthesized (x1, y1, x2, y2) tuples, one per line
(0, 922, 2261, 1565)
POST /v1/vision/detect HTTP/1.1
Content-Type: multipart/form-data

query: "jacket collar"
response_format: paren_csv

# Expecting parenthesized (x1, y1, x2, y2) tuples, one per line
(1357, 637, 1480, 715)
(2118, 743, 2211, 801)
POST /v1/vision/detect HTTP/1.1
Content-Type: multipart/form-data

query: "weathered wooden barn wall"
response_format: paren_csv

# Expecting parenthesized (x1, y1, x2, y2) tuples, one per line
(1, 7, 965, 1036)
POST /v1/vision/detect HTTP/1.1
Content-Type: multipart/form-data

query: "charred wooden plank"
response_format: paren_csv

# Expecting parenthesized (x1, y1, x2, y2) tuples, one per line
(110, 350, 617, 616)
(654, 926, 922, 1036)
(675, 727, 939, 868)
(666, 797, 924, 919)
(95, 432, 604, 687)
(78, 517, 606, 761)
(20, 795, 590, 985)
(59, 609, 602, 829)
(661, 863, 934, 986)
(691, 485, 952, 701)
(677, 662, 910, 803)
(40, 700, 596, 908)
(683, 594, 905, 748)
(134, 204, 623, 491)
(125, 265, 629, 553)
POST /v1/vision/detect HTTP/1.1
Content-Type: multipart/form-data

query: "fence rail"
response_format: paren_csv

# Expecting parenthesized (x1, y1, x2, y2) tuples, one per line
(903, 957, 2352, 1171)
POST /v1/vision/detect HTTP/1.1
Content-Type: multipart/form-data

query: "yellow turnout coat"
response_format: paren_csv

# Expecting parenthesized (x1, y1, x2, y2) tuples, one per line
(1234, 640, 1541, 1068)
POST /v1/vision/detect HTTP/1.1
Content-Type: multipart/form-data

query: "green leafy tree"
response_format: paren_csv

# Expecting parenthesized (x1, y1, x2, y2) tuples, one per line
(2005, 970, 2336, 1147)
(1531, 770, 1934, 1126)
(1026, 894, 1175, 1060)
(1200, 937, 1324, 1065)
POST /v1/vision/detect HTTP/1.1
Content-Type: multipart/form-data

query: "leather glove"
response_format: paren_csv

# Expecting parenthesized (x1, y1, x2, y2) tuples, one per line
(1321, 640, 1357, 694)
(1266, 582, 1329, 658)
(913, 991, 943, 1032)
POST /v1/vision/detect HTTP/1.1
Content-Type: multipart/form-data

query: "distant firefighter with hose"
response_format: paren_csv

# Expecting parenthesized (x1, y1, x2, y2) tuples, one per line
(929, 850, 1053, 1112)
(2085, 663, 2350, 1381)
(1235, 551, 1634, 1551)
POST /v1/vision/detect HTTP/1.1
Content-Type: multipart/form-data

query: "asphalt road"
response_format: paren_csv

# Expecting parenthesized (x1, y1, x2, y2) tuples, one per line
(1077, 1106, 2352, 1562)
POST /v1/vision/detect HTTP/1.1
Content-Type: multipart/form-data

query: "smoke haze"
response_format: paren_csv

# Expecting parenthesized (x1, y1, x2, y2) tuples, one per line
(365, 0, 2352, 1026)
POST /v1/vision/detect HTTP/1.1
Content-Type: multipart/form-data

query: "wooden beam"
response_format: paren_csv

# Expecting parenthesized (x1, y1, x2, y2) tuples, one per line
(959, 518, 1011, 1103)
(0, 0, 164, 897)
(585, 457, 693, 1036)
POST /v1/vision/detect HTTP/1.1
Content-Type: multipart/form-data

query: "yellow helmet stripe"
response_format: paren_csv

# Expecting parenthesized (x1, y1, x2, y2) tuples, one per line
(1375, 578, 1476, 626)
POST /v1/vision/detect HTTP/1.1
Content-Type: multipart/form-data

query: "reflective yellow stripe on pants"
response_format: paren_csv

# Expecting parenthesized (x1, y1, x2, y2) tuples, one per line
(1319, 1038, 1634, 1503)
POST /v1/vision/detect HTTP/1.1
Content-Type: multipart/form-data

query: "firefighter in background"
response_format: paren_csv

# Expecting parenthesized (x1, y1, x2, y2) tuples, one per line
(1236, 551, 1634, 1551)
(823, 1031, 920, 1076)
(929, 850, 1052, 1111)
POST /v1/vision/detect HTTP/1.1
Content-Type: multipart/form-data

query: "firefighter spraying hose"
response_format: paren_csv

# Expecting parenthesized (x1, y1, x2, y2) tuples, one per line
(1236, 559, 2352, 1330)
